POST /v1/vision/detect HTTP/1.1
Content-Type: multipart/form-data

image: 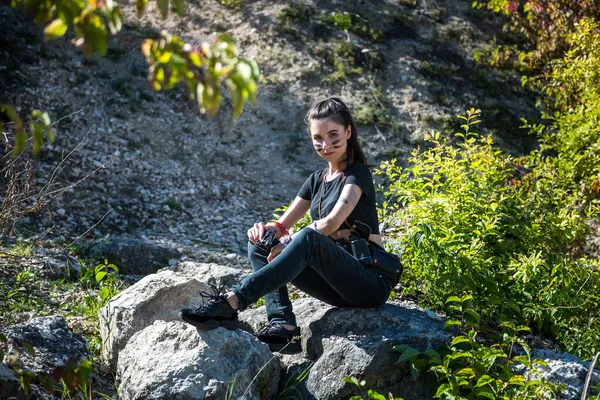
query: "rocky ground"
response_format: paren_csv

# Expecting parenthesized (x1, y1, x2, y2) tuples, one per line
(0, 0, 541, 257)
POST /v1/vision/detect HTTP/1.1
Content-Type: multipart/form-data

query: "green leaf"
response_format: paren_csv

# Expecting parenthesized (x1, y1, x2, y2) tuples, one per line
(95, 271, 107, 282)
(44, 19, 68, 40)
(435, 383, 452, 397)
(99, 286, 110, 300)
(23, 341, 36, 358)
(157, 0, 169, 18)
(455, 367, 475, 377)
(463, 308, 480, 324)
(532, 358, 548, 367)
(396, 348, 420, 364)
(368, 390, 387, 400)
(475, 391, 496, 400)
(445, 296, 461, 304)
(461, 294, 474, 303)
(424, 349, 441, 364)
(172, 0, 184, 17)
(136, 0, 149, 17)
(392, 344, 411, 353)
(475, 375, 494, 387)
(410, 361, 421, 380)
(444, 319, 462, 330)
(508, 375, 526, 386)
(450, 336, 470, 347)
(446, 351, 473, 361)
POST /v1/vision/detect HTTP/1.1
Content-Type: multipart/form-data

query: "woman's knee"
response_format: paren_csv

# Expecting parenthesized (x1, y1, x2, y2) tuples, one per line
(294, 227, 324, 245)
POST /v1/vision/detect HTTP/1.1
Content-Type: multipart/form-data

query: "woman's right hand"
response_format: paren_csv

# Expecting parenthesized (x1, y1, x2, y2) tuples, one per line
(248, 221, 283, 243)
(248, 222, 267, 244)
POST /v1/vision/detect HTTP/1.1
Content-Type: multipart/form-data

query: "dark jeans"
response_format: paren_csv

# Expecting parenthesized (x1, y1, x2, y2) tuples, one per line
(230, 228, 393, 327)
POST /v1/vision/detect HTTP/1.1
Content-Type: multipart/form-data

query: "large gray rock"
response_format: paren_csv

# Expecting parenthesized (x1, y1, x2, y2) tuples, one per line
(83, 236, 182, 275)
(0, 364, 58, 400)
(117, 321, 279, 400)
(3, 316, 89, 376)
(240, 297, 451, 399)
(30, 247, 82, 280)
(99, 262, 246, 368)
(530, 349, 600, 399)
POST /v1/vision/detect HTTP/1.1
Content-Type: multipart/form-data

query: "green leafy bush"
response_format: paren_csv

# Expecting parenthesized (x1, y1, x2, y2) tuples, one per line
(376, 109, 600, 359)
(472, 0, 600, 73)
(277, 1, 314, 31)
(522, 18, 600, 194)
(321, 9, 384, 42)
(394, 296, 565, 399)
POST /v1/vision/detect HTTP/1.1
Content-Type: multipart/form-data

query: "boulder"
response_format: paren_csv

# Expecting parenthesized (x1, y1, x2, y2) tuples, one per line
(530, 349, 600, 399)
(0, 364, 57, 400)
(83, 236, 182, 275)
(3, 316, 89, 376)
(240, 297, 451, 399)
(117, 321, 279, 400)
(30, 247, 82, 280)
(99, 262, 247, 368)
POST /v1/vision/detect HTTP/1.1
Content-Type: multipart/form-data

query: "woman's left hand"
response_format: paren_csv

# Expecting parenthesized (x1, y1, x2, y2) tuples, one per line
(267, 242, 284, 262)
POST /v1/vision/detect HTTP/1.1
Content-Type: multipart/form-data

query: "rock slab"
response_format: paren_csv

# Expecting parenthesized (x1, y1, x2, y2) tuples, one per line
(241, 297, 451, 399)
(117, 320, 279, 400)
(3, 315, 89, 376)
(83, 236, 182, 275)
(531, 349, 600, 399)
(99, 261, 246, 368)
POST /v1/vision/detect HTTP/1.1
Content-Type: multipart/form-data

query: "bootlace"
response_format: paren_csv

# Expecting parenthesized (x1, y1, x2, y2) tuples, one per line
(194, 282, 228, 312)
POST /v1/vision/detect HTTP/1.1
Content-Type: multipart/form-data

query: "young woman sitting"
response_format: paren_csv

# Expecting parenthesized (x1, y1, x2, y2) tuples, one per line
(180, 97, 394, 353)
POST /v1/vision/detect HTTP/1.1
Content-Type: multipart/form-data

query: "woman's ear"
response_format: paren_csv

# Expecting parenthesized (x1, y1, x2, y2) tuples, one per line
(346, 126, 351, 140)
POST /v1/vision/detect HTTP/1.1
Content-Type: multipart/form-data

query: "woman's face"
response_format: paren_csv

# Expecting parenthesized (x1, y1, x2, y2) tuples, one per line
(309, 119, 351, 164)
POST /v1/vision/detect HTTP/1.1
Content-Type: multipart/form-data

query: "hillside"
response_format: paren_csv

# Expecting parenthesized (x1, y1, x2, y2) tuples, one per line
(0, 0, 540, 253)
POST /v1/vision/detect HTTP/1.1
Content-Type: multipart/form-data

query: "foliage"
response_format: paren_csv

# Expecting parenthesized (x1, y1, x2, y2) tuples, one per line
(0, 106, 54, 156)
(471, 0, 600, 73)
(1, 329, 94, 397)
(354, 85, 399, 130)
(216, 0, 242, 9)
(394, 296, 565, 399)
(521, 18, 600, 194)
(2, 0, 260, 155)
(273, 204, 311, 233)
(345, 376, 404, 400)
(322, 9, 384, 42)
(274, 362, 313, 400)
(277, 1, 313, 31)
(314, 40, 385, 83)
(376, 109, 600, 359)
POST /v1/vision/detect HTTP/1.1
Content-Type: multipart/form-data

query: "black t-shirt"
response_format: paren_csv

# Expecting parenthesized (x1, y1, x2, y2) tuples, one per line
(297, 163, 380, 235)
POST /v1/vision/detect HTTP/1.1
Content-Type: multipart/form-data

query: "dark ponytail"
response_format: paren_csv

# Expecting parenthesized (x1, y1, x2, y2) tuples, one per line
(304, 97, 369, 169)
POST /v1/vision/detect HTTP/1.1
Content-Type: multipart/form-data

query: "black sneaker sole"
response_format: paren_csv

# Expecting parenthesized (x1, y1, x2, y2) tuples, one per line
(180, 313, 238, 331)
(267, 340, 302, 354)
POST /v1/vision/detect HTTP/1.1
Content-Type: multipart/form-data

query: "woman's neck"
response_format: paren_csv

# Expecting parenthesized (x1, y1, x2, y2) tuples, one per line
(328, 159, 347, 176)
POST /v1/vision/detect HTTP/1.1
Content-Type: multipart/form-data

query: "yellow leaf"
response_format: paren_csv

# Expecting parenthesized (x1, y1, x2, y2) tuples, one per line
(44, 19, 68, 40)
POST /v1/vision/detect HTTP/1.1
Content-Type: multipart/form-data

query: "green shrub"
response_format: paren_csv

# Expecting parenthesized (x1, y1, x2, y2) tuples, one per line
(472, 0, 600, 73)
(277, 1, 313, 31)
(395, 296, 565, 399)
(321, 9, 384, 42)
(376, 109, 600, 359)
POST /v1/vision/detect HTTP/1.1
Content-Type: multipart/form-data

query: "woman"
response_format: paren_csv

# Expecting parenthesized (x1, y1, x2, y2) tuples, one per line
(180, 97, 394, 353)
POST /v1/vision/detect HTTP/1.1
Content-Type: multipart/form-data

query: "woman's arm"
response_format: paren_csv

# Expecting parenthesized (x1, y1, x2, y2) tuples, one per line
(275, 196, 311, 232)
(248, 196, 310, 243)
(313, 184, 362, 236)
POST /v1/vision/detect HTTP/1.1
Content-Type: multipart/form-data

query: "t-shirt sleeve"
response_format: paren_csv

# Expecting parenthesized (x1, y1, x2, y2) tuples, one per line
(297, 173, 314, 201)
(345, 164, 372, 196)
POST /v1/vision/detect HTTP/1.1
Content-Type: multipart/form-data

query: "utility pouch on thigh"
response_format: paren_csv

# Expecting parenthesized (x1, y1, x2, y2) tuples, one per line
(369, 243, 403, 286)
(350, 234, 373, 265)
